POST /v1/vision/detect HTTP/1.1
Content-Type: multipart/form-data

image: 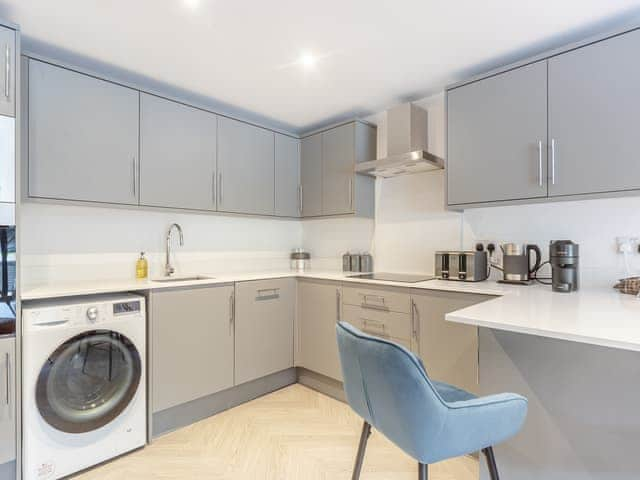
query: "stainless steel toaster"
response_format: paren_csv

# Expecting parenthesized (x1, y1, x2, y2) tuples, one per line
(435, 251, 488, 282)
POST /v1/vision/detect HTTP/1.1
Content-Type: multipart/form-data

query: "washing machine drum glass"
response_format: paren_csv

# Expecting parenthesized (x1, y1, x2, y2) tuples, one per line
(36, 330, 142, 434)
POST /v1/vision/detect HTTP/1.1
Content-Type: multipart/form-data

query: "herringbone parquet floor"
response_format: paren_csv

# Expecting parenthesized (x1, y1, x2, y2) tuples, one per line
(74, 384, 478, 479)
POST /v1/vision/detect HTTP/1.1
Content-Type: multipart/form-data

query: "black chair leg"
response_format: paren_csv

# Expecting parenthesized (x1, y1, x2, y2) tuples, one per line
(352, 421, 371, 480)
(418, 462, 428, 480)
(483, 447, 500, 480)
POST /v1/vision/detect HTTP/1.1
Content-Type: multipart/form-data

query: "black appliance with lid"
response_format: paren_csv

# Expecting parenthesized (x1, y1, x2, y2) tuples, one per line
(549, 240, 579, 292)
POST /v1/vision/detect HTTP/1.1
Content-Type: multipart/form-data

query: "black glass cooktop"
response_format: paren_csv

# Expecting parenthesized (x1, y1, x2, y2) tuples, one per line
(347, 272, 436, 283)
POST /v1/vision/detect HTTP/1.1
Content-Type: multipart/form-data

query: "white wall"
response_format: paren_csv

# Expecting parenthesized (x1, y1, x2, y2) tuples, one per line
(21, 202, 302, 285)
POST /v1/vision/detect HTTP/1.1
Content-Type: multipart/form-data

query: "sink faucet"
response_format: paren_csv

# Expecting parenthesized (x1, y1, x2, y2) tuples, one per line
(165, 223, 184, 276)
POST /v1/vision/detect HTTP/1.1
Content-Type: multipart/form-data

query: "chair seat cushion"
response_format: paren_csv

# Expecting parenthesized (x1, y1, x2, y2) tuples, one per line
(432, 381, 477, 403)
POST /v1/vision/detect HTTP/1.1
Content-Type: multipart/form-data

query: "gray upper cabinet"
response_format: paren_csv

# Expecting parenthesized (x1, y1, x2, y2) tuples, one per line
(217, 117, 275, 215)
(447, 61, 548, 205)
(274, 134, 300, 217)
(300, 133, 323, 217)
(235, 278, 295, 385)
(152, 285, 234, 414)
(140, 93, 217, 211)
(322, 123, 355, 215)
(300, 121, 375, 217)
(28, 59, 140, 205)
(548, 29, 640, 197)
(0, 27, 15, 118)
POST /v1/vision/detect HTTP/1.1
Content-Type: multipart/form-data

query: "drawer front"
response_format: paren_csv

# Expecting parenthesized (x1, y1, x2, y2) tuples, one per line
(342, 304, 412, 341)
(342, 285, 410, 314)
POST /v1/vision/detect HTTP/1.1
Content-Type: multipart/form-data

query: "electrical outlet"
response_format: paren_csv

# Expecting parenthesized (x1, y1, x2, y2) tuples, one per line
(616, 237, 638, 254)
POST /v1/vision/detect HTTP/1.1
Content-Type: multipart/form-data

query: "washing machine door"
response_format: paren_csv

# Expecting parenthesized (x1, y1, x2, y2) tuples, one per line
(36, 330, 142, 434)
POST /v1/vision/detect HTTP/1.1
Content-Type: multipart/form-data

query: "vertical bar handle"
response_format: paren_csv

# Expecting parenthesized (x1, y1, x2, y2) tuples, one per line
(349, 178, 353, 210)
(537, 140, 543, 187)
(218, 172, 223, 205)
(132, 157, 137, 197)
(5, 352, 9, 406)
(298, 185, 303, 215)
(229, 291, 235, 334)
(212, 172, 216, 205)
(336, 289, 341, 323)
(550, 138, 556, 185)
(410, 299, 418, 340)
(4, 44, 9, 100)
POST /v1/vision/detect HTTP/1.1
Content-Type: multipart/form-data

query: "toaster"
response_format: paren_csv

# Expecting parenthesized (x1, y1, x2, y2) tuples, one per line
(435, 251, 488, 282)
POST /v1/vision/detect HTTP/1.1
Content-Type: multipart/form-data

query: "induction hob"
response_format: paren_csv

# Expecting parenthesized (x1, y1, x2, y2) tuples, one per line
(347, 272, 436, 283)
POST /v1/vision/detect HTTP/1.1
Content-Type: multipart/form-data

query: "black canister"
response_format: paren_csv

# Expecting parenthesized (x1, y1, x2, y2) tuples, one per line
(549, 240, 579, 292)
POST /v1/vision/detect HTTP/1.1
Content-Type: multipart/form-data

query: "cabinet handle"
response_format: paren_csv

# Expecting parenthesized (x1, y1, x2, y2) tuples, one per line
(4, 44, 9, 100)
(298, 185, 303, 215)
(212, 172, 216, 205)
(256, 288, 280, 300)
(350, 178, 354, 210)
(336, 289, 341, 323)
(5, 352, 9, 406)
(229, 291, 235, 334)
(410, 299, 418, 340)
(550, 138, 556, 185)
(132, 157, 137, 197)
(218, 172, 223, 205)
(537, 140, 543, 187)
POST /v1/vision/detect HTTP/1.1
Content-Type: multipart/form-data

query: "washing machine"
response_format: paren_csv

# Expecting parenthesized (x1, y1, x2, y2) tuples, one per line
(22, 293, 147, 480)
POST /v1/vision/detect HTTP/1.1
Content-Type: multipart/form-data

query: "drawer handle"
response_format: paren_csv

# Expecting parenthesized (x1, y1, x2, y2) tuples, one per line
(360, 302, 389, 312)
(362, 318, 386, 331)
(256, 288, 280, 301)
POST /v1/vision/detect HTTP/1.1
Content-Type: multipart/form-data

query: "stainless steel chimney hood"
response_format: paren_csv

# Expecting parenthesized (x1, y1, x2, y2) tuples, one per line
(355, 103, 444, 178)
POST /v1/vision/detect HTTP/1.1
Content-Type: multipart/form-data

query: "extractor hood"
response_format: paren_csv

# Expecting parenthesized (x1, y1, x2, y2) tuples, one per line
(355, 103, 444, 178)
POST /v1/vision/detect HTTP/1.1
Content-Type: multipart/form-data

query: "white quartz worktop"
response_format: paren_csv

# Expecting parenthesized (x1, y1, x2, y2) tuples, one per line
(20, 270, 511, 301)
(21, 270, 640, 352)
(446, 286, 640, 352)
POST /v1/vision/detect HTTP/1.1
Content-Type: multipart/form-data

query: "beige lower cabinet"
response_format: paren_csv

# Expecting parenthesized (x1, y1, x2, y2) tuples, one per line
(411, 290, 493, 394)
(235, 278, 295, 385)
(0, 336, 14, 466)
(297, 279, 343, 381)
(152, 285, 235, 412)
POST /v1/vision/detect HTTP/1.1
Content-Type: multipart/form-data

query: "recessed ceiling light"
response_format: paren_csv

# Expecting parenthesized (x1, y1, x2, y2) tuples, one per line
(183, 0, 200, 9)
(299, 52, 317, 69)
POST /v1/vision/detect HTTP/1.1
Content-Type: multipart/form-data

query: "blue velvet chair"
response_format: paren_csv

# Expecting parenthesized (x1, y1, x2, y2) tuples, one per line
(336, 321, 527, 480)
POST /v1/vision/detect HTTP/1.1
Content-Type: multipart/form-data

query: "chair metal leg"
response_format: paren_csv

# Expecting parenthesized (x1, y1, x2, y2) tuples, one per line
(351, 421, 372, 480)
(482, 447, 500, 480)
(418, 462, 428, 480)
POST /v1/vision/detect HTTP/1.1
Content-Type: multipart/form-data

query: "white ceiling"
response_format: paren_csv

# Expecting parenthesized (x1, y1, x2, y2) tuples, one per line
(3, 0, 640, 133)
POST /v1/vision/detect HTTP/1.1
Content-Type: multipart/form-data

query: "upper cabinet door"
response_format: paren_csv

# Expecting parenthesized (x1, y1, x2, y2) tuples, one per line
(548, 30, 640, 197)
(217, 117, 275, 215)
(447, 61, 548, 205)
(140, 94, 217, 211)
(322, 123, 355, 215)
(28, 60, 140, 205)
(274, 134, 300, 217)
(300, 133, 322, 217)
(0, 27, 15, 118)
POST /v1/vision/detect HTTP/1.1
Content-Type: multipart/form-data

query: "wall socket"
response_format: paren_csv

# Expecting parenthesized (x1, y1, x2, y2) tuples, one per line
(616, 237, 639, 254)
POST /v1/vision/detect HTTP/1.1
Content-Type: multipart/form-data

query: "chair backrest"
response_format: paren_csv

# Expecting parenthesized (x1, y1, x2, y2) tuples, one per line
(336, 321, 449, 460)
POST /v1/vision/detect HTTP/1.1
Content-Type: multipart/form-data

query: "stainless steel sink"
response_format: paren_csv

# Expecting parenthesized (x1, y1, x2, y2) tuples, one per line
(152, 275, 214, 283)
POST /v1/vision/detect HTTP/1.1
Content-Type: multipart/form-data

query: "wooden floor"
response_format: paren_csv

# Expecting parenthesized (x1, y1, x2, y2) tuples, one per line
(74, 384, 478, 479)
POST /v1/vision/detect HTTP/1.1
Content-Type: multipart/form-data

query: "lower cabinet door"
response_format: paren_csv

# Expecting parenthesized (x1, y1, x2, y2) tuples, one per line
(235, 278, 295, 385)
(298, 280, 343, 381)
(152, 285, 234, 412)
(0, 336, 15, 466)
(412, 291, 492, 394)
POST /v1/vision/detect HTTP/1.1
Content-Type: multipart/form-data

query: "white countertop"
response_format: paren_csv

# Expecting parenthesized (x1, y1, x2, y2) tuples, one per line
(21, 270, 640, 352)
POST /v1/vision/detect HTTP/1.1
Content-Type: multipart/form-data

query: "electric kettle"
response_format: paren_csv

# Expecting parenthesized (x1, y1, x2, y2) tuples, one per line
(500, 243, 541, 283)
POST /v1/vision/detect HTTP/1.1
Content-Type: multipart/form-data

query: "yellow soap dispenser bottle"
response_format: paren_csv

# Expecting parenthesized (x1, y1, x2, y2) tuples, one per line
(136, 252, 148, 279)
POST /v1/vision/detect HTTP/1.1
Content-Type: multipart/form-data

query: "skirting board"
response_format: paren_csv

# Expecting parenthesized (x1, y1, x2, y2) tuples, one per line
(296, 368, 346, 402)
(153, 368, 297, 438)
(0, 460, 15, 480)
